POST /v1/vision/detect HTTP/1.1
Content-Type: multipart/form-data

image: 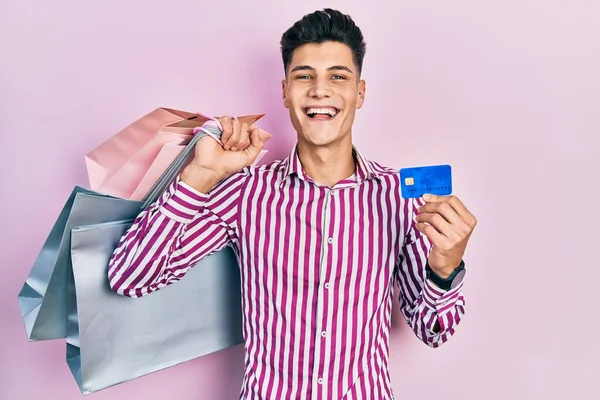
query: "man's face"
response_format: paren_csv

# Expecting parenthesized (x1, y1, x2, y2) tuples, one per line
(282, 41, 366, 148)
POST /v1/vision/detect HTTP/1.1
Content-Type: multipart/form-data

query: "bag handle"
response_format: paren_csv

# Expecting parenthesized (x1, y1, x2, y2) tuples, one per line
(140, 117, 225, 210)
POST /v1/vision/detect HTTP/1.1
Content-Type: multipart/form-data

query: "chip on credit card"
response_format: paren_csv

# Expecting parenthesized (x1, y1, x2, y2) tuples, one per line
(399, 164, 452, 199)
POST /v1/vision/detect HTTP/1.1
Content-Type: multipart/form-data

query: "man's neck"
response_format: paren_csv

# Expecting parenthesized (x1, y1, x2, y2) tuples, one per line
(296, 139, 356, 188)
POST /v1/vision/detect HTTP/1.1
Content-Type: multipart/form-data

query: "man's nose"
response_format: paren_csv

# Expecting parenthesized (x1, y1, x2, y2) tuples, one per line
(308, 77, 332, 98)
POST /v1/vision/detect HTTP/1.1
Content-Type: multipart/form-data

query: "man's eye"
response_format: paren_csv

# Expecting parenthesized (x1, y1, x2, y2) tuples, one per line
(332, 75, 346, 80)
(296, 75, 311, 80)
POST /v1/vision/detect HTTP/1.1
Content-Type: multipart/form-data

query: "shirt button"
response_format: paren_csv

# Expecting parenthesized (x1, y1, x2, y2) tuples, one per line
(318, 378, 324, 385)
(321, 331, 327, 337)
(327, 237, 333, 244)
(324, 282, 330, 289)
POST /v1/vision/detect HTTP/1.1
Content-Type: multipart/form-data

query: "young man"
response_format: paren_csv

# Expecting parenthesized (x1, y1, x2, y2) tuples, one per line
(108, 8, 477, 400)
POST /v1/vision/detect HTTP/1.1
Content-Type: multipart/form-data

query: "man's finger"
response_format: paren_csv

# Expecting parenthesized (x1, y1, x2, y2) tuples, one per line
(238, 123, 252, 150)
(415, 212, 457, 239)
(225, 119, 242, 150)
(422, 194, 473, 223)
(415, 222, 446, 248)
(245, 126, 266, 159)
(219, 117, 234, 146)
(231, 122, 250, 151)
(446, 196, 477, 227)
(418, 202, 462, 226)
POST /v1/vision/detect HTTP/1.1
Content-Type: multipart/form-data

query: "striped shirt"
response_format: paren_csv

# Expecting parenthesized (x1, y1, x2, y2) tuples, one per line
(107, 144, 466, 400)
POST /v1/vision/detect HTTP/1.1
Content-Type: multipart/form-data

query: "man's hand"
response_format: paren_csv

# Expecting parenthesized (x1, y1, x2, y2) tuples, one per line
(414, 194, 477, 278)
(180, 116, 272, 193)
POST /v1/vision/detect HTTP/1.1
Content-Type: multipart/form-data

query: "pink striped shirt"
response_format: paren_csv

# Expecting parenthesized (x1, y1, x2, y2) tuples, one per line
(107, 145, 466, 400)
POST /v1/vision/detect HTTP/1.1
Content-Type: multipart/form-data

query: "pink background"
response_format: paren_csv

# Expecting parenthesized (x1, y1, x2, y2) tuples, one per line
(1, 0, 598, 399)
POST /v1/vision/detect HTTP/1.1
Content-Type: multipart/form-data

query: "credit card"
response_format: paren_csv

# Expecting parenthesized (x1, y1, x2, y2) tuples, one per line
(399, 164, 452, 198)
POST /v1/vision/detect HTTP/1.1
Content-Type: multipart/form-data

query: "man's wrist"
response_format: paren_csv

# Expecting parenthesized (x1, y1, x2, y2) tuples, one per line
(180, 165, 226, 194)
(427, 262, 458, 279)
(426, 260, 466, 291)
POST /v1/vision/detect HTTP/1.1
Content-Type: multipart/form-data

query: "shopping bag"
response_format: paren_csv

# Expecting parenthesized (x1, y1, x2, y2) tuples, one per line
(17, 188, 145, 341)
(129, 143, 185, 201)
(96, 131, 190, 199)
(18, 111, 268, 341)
(64, 119, 249, 393)
(19, 114, 269, 393)
(85, 107, 200, 189)
(86, 107, 265, 199)
(67, 219, 243, 394)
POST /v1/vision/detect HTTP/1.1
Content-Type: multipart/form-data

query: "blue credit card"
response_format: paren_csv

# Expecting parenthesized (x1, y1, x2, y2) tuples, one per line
(399, 164, 452, 198)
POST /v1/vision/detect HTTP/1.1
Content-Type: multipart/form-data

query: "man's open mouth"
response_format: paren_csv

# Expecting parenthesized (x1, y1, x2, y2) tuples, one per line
(303, 107, 339, 120)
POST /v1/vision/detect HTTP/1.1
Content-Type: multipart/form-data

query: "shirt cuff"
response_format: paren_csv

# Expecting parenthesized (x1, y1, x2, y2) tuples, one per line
(422, 278, 464, 315)
(159, 176, 209, 222)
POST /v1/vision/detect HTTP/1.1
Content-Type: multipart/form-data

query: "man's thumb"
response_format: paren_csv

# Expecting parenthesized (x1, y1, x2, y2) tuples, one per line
(246, 127, 269, 158)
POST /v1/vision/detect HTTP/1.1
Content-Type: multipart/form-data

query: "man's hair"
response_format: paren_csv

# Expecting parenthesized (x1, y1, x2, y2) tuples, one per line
(280, 8, 367, 76)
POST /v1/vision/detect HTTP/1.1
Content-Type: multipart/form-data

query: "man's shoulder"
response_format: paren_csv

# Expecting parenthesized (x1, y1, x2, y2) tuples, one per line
(208, 158, 286, 198)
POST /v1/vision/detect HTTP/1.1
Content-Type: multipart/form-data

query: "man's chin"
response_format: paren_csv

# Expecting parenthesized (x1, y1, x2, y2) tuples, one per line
(300, 131, 343, 147)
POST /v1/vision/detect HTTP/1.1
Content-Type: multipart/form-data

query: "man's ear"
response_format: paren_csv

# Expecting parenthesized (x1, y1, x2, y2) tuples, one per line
(356, 79, 366, 109)
(282, 79, 290, 109)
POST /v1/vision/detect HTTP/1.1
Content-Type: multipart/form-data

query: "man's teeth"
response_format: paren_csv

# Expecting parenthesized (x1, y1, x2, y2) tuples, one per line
(306, 107, 338, 117)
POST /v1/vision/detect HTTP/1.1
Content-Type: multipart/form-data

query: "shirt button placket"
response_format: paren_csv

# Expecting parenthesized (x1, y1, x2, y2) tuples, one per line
(314, 188, 333, 399)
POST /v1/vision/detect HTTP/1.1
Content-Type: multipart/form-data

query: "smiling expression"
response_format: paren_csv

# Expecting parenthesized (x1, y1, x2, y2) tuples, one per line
(282, 41, 366, 148)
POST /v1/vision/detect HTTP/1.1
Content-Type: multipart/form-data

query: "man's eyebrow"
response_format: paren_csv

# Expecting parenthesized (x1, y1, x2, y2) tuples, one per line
(328, 65, 354, 73)
(290, 65, 354, 73)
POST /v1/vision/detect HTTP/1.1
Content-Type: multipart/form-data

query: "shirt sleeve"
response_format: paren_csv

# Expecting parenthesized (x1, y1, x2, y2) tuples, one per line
(394, 196, 466, 348)
(107, 170, 248, 298)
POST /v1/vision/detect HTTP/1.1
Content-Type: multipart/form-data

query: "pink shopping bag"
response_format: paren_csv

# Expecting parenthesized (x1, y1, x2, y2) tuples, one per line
(129, 143, 186, 201)
(85, 107, 265, 199)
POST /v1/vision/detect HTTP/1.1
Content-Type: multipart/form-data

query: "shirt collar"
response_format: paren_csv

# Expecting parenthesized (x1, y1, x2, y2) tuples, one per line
(281, 143, 381, 185)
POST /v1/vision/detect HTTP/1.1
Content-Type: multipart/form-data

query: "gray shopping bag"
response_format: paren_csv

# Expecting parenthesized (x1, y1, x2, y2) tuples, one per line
(17, 188, 144, 341)
(67, 219, 243, 394)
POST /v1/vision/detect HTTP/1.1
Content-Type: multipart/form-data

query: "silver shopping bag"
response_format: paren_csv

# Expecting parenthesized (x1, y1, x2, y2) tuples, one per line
(17, 188, 144, 340)
(67, 219, 242, 394)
